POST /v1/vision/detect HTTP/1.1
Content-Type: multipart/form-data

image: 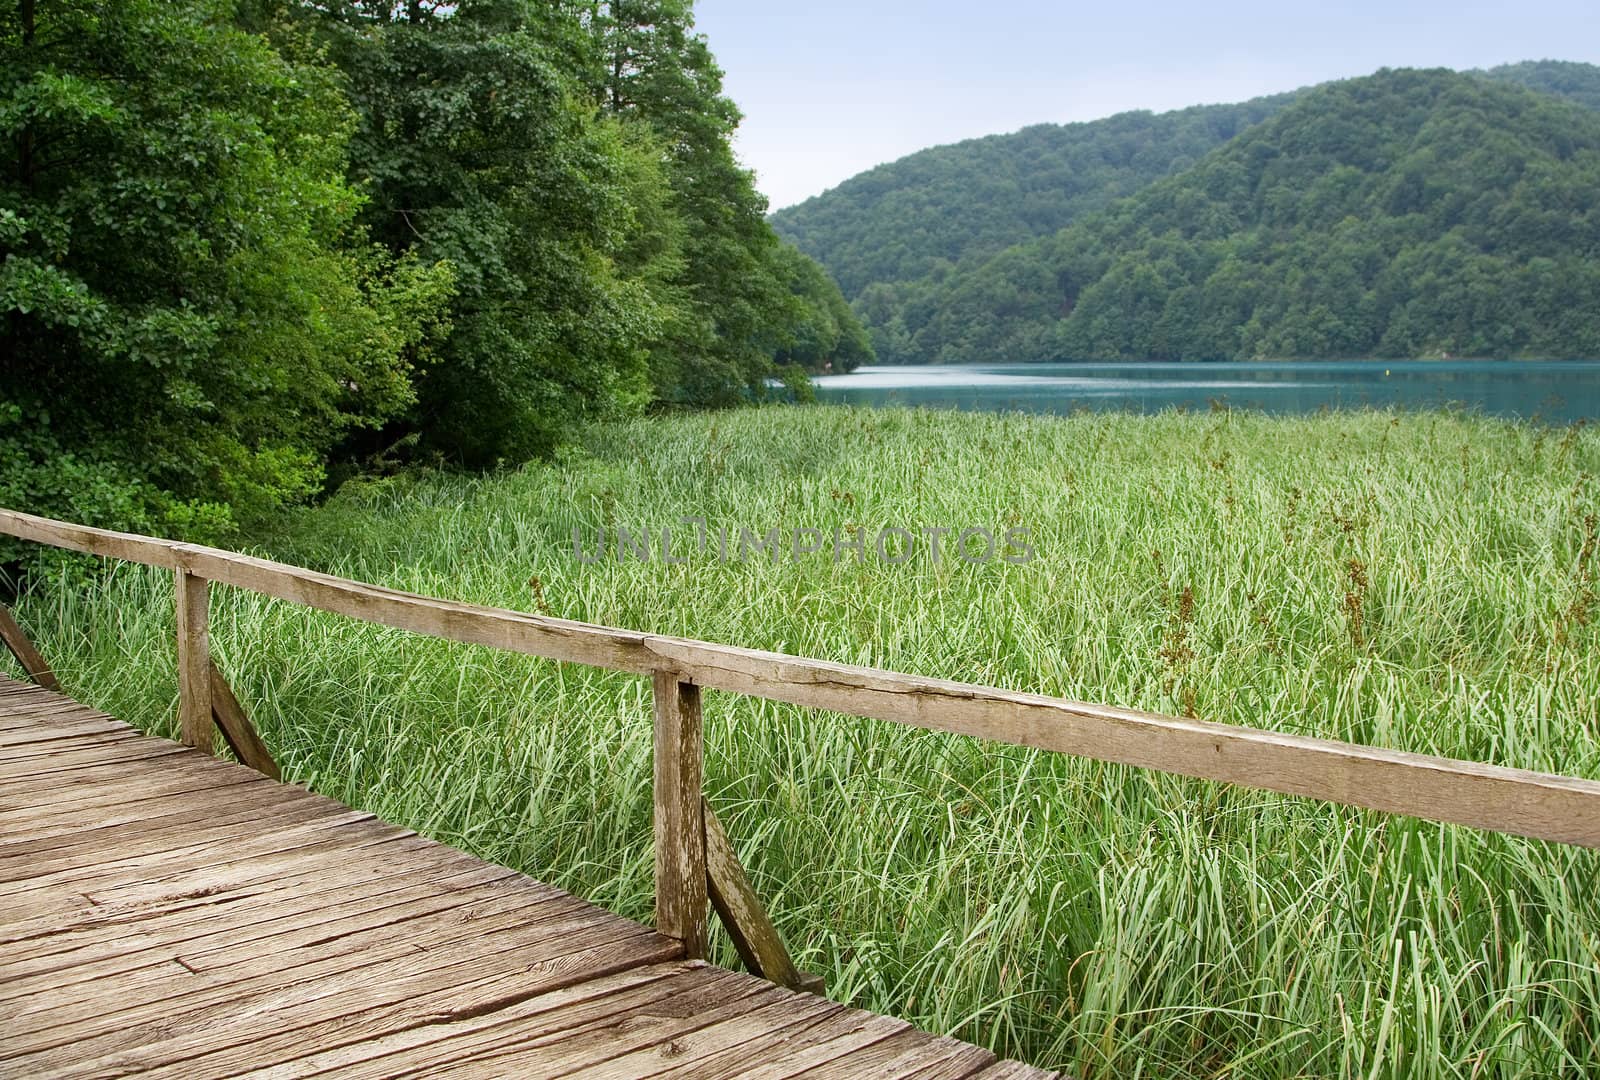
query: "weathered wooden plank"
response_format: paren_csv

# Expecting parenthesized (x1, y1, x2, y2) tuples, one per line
(6, 905, 672, 1064)
(0, 843, 512, 962)
(0, 779, 327, 867)
(0, 856, 517, 984)
(20, 820, 428, 916)
(641, 997, 858, 1080)
(649, 640, 1600, 849)
(702, 798, 819, 994)
(0, 769, 269, 836)
(0, 728, 147, 765)
(796, 1027, 994, 1079)
(175, 568, 215, 754)
(0, 509, 180, 568)
(260, 967, 745, 1080)
(0, 715, 136, 748)
(0, 810, 399, 914)
(5, 881, 642, 1039)
(0, 776, 304, 860)
(0, 864, 535, 999)
(0, 701, 119, 726)
(0, 706, 114, 733)
(0, 763, 237, 815)
(14, 936, 683, 1076)
(0, 830, 452, 939)
(0, 738, 187, 780)
(209, 664, 279, 779)
(653, 671, 707, 958)
(170, 960, 697, 1080)
(0, 603, 60, 690)
(0, 806, 389, 904)
(563, 990, 847, 1079)
(702, 1012, 912, 1080)
(407, 967, 779, 1079)
(0, 691, 101, 715)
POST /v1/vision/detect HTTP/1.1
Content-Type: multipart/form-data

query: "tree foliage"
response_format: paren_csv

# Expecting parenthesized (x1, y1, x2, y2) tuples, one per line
(581, 0, 867, 402)
(299, 0, 661, 465)
(770, 94, 1298, 302)
(0, 0, 451, 537)
(0, 0, 869, 532)
(1482, 59, 1600, 112)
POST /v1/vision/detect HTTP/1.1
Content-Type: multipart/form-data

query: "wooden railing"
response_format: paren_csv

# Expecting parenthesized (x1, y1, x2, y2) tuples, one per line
(3, 508, 1600, 990)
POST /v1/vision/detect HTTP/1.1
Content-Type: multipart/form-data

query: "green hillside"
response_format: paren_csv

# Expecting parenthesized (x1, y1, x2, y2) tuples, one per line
(908, 69, 1600, 363)
(1483, 59, 1600, 111)
(768, 95, 1297, 298)
(778, 60, 1600, 364)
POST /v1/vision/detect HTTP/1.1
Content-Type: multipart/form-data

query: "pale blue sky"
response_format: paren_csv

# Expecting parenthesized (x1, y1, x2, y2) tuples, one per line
(692, 1, 1600, 210)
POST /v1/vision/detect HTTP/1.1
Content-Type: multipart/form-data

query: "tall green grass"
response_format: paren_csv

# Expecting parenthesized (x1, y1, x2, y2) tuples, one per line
(9, 405, 1600, 1077)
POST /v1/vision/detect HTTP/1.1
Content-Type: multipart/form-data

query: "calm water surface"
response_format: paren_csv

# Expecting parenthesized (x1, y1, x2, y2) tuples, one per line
(813, 361, 1600, 423)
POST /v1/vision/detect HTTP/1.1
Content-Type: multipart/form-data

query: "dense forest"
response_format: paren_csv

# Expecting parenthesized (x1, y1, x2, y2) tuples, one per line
(774, 61, 1600, 365)
(769, 94, 1298, 299)
(0, 0, 871, 539)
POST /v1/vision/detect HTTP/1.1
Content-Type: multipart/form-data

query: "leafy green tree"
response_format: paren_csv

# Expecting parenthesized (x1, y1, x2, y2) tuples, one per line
(767, 243, 871, 373)
(292, 0, 661, 465)
(584, 0, 869, 401)
(0, 0, 449, 538)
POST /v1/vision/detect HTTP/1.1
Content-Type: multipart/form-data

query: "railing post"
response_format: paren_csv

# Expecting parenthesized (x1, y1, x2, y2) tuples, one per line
(175, 569, 215, 754)
(653, 669, 707, 958)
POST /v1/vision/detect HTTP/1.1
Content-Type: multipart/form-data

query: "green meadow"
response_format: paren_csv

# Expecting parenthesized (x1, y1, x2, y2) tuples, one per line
(9, 405, 1600, 1078)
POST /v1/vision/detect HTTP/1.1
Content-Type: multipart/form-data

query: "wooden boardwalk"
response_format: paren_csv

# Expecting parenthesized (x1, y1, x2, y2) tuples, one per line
(0, 676, 1053, 1079)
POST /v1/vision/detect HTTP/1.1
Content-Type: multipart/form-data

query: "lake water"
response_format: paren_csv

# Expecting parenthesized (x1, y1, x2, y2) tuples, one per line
(812, 361, 1600, 423)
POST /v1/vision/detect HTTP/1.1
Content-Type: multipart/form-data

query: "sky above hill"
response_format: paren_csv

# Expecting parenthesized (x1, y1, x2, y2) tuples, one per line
(693, 0, 1600, 211)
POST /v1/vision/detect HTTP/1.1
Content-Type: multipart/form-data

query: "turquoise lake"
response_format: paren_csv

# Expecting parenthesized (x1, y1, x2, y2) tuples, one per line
(812, 361, 1600, 423)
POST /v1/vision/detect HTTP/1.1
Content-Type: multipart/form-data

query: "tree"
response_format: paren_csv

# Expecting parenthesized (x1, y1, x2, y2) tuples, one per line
(0, 0, 449, 538)
(584, 0, 869, 401)
(296, 0, 661, 465)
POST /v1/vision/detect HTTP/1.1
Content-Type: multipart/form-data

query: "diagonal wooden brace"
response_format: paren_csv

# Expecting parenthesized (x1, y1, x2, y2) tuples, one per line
(0, 604, 58, 690)
(209, 664, 281, 780)
(703, 797, 825, 995)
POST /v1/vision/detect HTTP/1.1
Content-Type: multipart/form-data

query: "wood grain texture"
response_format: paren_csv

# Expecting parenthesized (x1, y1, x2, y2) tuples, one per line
(174, 568, 214, 754)
(209, 664, 280, 779)
(0, 604, 58, 690)
(704, 797, 820, 994)
(0, 676, 1042, 1078)
(4, 506, 1600, 848)
(654, 671, 707, 958)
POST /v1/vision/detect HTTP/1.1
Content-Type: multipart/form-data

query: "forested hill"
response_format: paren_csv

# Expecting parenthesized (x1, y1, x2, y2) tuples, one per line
(1, 0, 871, 540)
(1482, 59, 1600, 111)
(775, 60, 1600, 365)
(768, 94, 1297, 298)
(903, 69, 1600, 363)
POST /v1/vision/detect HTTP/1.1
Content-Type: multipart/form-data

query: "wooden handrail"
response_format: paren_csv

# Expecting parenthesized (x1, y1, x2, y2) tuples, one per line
(3, 504, 1600, 856)
(7, 503, 1599, 995)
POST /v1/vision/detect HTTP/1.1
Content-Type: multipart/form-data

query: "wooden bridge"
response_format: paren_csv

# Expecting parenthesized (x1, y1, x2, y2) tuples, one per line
(4, 507, 1600, 1076)
(0, 675, 1049, 1078)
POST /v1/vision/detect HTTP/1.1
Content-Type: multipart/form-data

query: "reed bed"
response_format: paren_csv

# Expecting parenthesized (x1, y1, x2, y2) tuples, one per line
(9, 405, 1600, 1077)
